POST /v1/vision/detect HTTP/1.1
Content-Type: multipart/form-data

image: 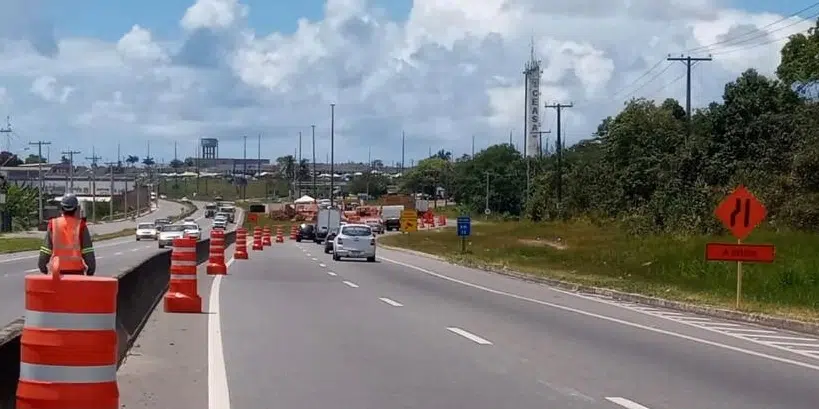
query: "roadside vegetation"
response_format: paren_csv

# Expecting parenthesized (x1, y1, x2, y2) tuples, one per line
(384, 21, 819, 319)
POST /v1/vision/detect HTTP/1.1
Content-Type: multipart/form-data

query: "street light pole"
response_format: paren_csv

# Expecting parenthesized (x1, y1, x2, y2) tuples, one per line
(329, 103, 335, 205)
(311, 125, 316, 199)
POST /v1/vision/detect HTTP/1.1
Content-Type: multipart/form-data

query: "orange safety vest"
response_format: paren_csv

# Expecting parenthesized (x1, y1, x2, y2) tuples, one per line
(49, 216, 86, 273)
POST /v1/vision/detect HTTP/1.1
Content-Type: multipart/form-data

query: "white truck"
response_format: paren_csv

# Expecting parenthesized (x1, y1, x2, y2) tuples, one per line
(381, 205, 404, 231)
(315, 207, 342, 243)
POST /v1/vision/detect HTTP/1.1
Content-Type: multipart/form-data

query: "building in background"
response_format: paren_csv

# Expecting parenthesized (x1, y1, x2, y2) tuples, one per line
(524, 43, 542, 158)
(201, 138, 218, 159)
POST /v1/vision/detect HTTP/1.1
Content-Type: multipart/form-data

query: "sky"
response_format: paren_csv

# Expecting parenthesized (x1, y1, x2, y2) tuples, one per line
(0, 0, 814, 166)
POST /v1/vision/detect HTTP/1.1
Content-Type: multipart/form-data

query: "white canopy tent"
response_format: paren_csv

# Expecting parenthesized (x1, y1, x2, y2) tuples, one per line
(294, 195, 316, 204)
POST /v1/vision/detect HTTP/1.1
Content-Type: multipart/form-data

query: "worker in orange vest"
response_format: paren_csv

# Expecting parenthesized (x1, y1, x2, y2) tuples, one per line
(37, 193, 97, 275)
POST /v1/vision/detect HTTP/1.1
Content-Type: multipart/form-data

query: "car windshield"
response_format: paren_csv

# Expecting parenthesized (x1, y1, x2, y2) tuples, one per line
(162, 225, 187, 232)
(341, 226, 372, 237)
(184, 224, 199, 230)
(137, 223, 154, 229)
(301, 224, 314, 231)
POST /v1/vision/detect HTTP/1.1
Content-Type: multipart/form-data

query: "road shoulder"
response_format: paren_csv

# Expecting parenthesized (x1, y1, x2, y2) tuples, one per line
(118, 265, 213, 409)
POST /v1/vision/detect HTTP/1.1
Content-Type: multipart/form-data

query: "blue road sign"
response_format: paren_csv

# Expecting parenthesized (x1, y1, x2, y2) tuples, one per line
(457, 216, 471, 237)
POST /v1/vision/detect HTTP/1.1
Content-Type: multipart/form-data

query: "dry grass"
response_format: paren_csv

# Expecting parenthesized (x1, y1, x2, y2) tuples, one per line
(379, 219, 819, 321)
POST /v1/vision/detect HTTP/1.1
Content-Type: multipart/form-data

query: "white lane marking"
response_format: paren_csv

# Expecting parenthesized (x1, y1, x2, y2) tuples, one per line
(447, 327, 493, 345)
(319, 263, 326, 268)
(327, 272, 337, 276)
(605, 397, 651, 409)
(306, 253, 312, 257)
(130, 248, 140, 252)
(114, 252, 123, 256)
(556, 288, 819, 360)
(311, 258, 318, 261)
(208, 257, 233, 409)
(379, 297, 403, 307)
(747, 335, 818, 341)
(378, 255, 819, 372)
(24, 268, 38, 273)
(144, 245, 152, 249)
(767, 341, 819, 347)
(342, 280, 359, 288)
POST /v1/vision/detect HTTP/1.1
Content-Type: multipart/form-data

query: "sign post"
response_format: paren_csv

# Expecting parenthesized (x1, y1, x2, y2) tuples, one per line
(457, 216, 471, 253)
(710, 185, 773, 309)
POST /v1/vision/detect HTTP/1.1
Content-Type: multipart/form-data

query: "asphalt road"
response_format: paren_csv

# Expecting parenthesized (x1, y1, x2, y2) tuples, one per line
(0, 201, 240, 327)
(217, 241, 819, 409)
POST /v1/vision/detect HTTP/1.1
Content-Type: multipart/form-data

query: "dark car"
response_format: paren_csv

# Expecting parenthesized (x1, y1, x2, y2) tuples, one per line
(383, 216, 401, 231)
(296, 224, 316, 242)
(324, 228, 339, 253)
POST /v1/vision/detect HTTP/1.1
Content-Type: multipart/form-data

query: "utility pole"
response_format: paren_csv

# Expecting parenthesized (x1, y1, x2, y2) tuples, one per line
(544, 102, 573, 204)
(311, 125, 317, 198)
(29, 140, 51, 223)
(298, 131, 303, 197)
(471, 134, 475, 157)
(366, 146, 371, 198)
(104, 162, 116, 220)
(534, 130, 552, 159)
(61, 150, 81, 193)
(0, 116, 11, 152)
(242, 135, 247, 200)
(667, 54, 712, 141)
(400, 131, 405, 174)
(484, 172, 490, 217)
(330, 103, 335, 205)
(85, 147, 102, 223)
(257, 133, 262, 198)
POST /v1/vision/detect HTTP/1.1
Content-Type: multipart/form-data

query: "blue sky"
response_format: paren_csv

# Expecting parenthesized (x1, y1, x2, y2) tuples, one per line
(46, 0, 805, 42)
(48, 0, 413, 41)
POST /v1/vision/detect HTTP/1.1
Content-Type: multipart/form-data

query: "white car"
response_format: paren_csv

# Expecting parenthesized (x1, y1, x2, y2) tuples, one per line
(212, 215, 227, 229)
(158, 224, 189, 248)
(332, 224, 376, 262)
(364, 219, 384, 234)
(135, 223, 158, 241)
(183, 217, 196, 223)
(183, 222, 201, 240)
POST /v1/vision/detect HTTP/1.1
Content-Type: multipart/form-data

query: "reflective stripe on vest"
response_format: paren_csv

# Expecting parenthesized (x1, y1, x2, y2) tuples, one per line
(20, 363, 117, 383)
(25, 310, 115, 330)
(51, 216, 85, 271)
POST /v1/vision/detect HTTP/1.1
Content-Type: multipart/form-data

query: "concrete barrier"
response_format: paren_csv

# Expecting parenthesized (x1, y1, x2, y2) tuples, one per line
(0, 230, 237, 408)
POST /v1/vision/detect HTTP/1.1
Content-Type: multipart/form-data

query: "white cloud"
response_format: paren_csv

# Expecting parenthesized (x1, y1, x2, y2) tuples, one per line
(0, 0, 810, 163)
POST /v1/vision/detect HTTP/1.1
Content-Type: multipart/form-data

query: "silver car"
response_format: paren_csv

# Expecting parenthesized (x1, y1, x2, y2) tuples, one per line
(157, 224, 189, 248)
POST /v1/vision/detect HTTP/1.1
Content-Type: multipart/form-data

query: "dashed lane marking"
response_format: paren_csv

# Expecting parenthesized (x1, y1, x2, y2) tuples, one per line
(311, 257, 318, 261)
(379, 297, 403, 307)
(319, 263, 326, 268)
(605, 397, 652, 409)
(447, 327, 493, 345)
(327, 272, 337, 276)
(378, 255, 819, 372)
(342, 280, 359, 288)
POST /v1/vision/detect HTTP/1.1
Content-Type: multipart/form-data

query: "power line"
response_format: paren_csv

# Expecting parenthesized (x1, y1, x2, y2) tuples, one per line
(686, 2, 819, 53)
(103, 161, 116, 220)
(611, 58, 666, 98)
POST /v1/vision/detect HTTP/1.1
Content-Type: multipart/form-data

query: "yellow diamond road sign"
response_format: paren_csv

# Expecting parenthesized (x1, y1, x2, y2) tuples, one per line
(400, 210, 417, 232)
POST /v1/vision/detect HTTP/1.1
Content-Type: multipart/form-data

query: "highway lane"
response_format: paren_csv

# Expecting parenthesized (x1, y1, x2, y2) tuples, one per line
(212, 240, 819, 409)
(0, 201, 240, 326)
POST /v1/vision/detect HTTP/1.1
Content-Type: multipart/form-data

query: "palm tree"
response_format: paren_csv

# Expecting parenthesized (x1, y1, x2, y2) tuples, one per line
(276, 155, 296, 180)
(126, 155, 139, 167)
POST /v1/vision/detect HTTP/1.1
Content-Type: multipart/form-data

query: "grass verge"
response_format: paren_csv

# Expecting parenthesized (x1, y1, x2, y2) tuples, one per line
(378, 220, 819, 322)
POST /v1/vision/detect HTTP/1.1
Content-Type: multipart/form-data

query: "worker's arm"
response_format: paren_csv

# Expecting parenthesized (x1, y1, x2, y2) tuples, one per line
(80, 222, 96, 276)
(37, 221, 53, 273)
